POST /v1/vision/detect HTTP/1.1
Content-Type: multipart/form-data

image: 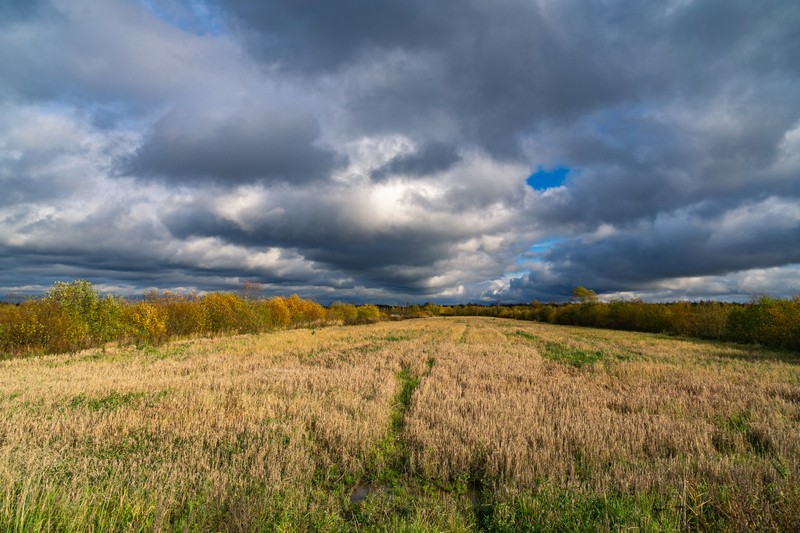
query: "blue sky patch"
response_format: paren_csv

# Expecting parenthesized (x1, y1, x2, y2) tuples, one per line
(136, 0, 223, 36)
(526, 166, 571, 191)
(515, 238, 565, 265)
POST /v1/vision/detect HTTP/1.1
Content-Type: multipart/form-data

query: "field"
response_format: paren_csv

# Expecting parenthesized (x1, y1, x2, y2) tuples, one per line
(1, 317, 799, 531)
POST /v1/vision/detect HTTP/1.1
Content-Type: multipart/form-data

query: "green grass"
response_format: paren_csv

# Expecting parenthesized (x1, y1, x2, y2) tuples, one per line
(540, 342, 607, 368)
(512, 331, 538, 342)
(69, 391, 146, 411)
(367, 365, 421, 485)
(711, 411, 774, 457)
(486, 485, 685, 532)
(511, 330, 608, 368)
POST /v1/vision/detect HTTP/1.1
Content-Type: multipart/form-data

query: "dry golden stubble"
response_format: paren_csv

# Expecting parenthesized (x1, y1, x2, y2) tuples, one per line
(404, 318, 800, 494)
(0, 316, 798, 529)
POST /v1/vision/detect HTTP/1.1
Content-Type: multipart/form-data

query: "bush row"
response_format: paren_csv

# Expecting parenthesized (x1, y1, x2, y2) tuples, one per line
(429, 297, 800, 351)
(3, 280, 797, 356)
(0, 281, 382, 357)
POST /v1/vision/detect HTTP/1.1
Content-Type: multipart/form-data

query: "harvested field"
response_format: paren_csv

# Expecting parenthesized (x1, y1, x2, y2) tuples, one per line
(1, 317, 798, 531)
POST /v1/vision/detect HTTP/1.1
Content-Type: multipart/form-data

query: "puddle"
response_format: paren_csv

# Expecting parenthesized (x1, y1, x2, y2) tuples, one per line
(349, 482, 387, 504)
(465, 481, 482, 506)
(466, 479, 492, 528)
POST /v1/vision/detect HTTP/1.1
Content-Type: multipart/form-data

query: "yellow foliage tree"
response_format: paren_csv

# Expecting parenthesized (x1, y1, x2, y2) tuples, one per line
(124, 302, 167, 346)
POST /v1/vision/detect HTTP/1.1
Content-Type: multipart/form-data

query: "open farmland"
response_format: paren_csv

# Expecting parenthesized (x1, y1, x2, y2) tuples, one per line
(1, 317, 798, 531)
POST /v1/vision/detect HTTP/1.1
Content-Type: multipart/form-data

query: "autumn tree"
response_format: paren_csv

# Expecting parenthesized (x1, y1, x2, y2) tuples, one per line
(572, 286, 598, 303)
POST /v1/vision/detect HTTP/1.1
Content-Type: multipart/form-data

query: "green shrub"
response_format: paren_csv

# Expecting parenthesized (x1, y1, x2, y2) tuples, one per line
(327, 302, 358, 324)
(93, 295, 126, 343)
(246, 299, 272, 332)
(356, 304, 382, 323)
(154, 292, 207, 337)
(45, 280, 99, 322)
(22, 300, 88, 354)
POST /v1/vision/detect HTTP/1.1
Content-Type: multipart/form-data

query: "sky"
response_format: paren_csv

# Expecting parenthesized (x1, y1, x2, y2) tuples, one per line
(1, 0, 800, 303)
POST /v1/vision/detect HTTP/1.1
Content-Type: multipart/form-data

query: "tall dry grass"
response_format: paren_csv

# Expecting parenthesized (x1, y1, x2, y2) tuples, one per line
(0, 322, 428, 530)
(0, 317, 798, 530)
(405, 319, 800, 529)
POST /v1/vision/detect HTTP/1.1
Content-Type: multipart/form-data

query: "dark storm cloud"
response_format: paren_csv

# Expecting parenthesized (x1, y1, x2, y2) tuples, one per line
(556, 218, 800, 285)
(218, 0, 450, 72)
(0, 197, 343, 298)
(371, 142, 461, 181)
(526, 92, 800, 233)
(2, 0, 800, 302)
(219, 0, 629, 157)
(220, 0, 800, 162)
(122, 106, 343, 185)
(500, 197, 800, 301)
(0, 105, 116, 207)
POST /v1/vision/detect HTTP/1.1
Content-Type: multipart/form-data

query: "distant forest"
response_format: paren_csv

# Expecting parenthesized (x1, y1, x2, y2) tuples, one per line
(2, 281, 798, 357)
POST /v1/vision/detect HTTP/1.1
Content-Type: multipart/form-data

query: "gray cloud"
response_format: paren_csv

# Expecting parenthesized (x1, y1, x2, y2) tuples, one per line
(371, 142, 461, 181)
(220, 0, 631, 156)
(158, 178, 522, 294)
(219, 0, 451, 73)
(122, 105, 343, 185)
(499, 197, 800, 302)
(1, 0, 799, 303)
(221, 0, 800, 164)
(0, 0, 48, 24)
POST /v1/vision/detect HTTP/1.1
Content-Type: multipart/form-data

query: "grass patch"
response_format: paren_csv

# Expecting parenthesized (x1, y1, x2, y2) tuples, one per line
(511, 330, 606, 367)
(68, 389, 171, 412)
(511, 330, 632, 368)
(712, 411, 774, 457)
(367, 365, 422, 484)
(69, 391, 146, 411)
(486, 485, 686, 532)
(512, 331, 538, 342)
(540, 342, 606, 368)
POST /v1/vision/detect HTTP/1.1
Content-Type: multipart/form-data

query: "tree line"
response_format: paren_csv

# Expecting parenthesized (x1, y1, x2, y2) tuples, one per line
(0, 280, 380, 357)
(393, 290, 800, 351)
(2, 281, 798, 357)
